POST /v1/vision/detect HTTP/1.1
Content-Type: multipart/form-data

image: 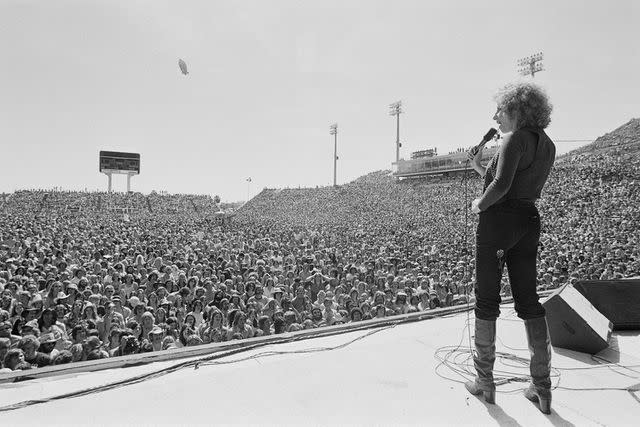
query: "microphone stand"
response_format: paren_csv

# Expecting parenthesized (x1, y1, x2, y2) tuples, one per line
(463, 152, 476, 257)
(463, 156, 474, 353)
(461, 127, 496, 354)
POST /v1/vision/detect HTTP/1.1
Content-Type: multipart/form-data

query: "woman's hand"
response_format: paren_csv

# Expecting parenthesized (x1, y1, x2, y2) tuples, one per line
(467, 146, 483, 166)
(471, 198, 482, 214)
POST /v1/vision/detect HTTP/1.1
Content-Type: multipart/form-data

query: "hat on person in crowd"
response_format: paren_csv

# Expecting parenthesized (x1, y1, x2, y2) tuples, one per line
(39, 332, 58, 345)
(55, 292, 70, 304)
(129, 296, 141, 307)
(21, 323, 38, 335)
(148, 327, 164, 338)
(418, 289, 430, 297)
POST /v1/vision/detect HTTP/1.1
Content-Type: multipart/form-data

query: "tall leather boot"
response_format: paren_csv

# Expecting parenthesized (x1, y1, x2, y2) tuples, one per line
(523, 316, 552, 414)
(465, 318, 497, 404)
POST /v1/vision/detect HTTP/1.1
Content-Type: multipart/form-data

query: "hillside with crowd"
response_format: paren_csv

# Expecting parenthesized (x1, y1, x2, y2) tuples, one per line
(1, 119, 639, 373)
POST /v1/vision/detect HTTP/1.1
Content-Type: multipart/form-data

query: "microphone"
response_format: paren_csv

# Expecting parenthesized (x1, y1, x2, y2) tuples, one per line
(468, 128, 498, 157)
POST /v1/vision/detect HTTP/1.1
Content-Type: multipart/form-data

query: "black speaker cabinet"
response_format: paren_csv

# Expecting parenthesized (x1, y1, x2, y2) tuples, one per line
(573, 279, 640, 330)
(542, 284, 612, 354)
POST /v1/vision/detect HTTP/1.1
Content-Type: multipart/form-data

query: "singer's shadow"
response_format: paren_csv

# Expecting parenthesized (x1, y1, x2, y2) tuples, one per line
(470, 394, 577, 427)
(470, 396, 522, 427)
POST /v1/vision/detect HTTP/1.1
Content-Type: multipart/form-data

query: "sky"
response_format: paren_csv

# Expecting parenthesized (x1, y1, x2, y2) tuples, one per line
(1, 0, 638, 201)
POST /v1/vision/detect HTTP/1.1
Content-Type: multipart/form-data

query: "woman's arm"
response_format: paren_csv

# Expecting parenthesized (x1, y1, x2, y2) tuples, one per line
(467, 147, 487, 177)
(477, 131, 527, 211)
(471, 162, 487, 178)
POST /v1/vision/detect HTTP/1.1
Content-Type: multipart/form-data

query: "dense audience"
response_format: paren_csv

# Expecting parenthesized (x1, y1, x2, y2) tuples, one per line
(1, 137, 639, 372)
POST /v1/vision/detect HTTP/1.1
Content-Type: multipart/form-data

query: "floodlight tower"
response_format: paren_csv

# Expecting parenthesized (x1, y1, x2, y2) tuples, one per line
(330, 123, 338, 187)
(517, 52, 545, 77)
(389, 101, 403, 164)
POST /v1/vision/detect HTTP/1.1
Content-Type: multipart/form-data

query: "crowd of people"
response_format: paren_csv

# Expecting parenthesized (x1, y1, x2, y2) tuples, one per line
(1, 189, 220, 218)
(1, 140, 639, 372)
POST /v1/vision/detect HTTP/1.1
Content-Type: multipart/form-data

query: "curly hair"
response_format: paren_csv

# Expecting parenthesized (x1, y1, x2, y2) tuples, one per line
(18, 335, 40, 353)
(494, 81, 552, 129)
(3, 348, 25, 370)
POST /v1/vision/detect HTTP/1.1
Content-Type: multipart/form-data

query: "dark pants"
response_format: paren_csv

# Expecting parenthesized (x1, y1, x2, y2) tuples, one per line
(474, 200, 546, 321)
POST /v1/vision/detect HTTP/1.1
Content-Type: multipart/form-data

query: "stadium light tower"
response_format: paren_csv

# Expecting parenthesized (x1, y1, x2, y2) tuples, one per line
(517, 52, 544, 77)
(330, 123, 338, 187)
(389, 101, 403, 164)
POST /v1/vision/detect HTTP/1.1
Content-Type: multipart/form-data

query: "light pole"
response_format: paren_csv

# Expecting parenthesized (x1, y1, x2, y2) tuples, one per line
(389, 101, 402, 164)
(517, 52, 544, 77)
(246, 177, 251, 202)
(330, 123, 338, 187)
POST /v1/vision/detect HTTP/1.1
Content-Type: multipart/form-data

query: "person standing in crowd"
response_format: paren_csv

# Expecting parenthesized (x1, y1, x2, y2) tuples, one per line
(465, 81, 555, 414)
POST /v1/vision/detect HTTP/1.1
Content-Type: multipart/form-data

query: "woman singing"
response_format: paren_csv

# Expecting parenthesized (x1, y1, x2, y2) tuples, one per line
(465, 81, 556, 414)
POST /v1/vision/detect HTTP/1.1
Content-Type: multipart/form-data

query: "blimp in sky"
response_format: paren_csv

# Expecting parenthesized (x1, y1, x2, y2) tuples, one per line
(178, 59, 189, 75)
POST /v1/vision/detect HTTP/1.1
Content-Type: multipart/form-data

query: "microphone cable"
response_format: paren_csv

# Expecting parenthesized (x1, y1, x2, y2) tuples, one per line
(462, 157, 474, 355)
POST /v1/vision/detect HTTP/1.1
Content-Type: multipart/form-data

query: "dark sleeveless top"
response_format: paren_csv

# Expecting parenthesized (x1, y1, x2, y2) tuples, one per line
(482, 127, 555, 208)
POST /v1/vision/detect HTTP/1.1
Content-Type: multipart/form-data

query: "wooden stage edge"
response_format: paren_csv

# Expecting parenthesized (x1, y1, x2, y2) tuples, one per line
(0, 292, 549, 384)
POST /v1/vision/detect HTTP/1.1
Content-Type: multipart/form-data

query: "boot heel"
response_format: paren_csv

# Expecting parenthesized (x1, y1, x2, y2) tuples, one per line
(483, 390, 496, 404)
(465, 381, 496, 404)
(538, 396, 551, 414)
(524, 387, 551, 414)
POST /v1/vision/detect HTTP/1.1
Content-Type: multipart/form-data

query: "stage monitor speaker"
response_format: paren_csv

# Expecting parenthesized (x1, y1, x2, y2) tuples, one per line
(573, 279, 640, 330)
(542, 284, 612, 354)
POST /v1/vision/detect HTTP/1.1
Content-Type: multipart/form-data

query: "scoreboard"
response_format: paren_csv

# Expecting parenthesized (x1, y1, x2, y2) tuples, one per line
(99, 151, 140, 174)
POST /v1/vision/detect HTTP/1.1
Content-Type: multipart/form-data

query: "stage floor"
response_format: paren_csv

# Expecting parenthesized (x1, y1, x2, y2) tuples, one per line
(1, 305, 639, 426)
